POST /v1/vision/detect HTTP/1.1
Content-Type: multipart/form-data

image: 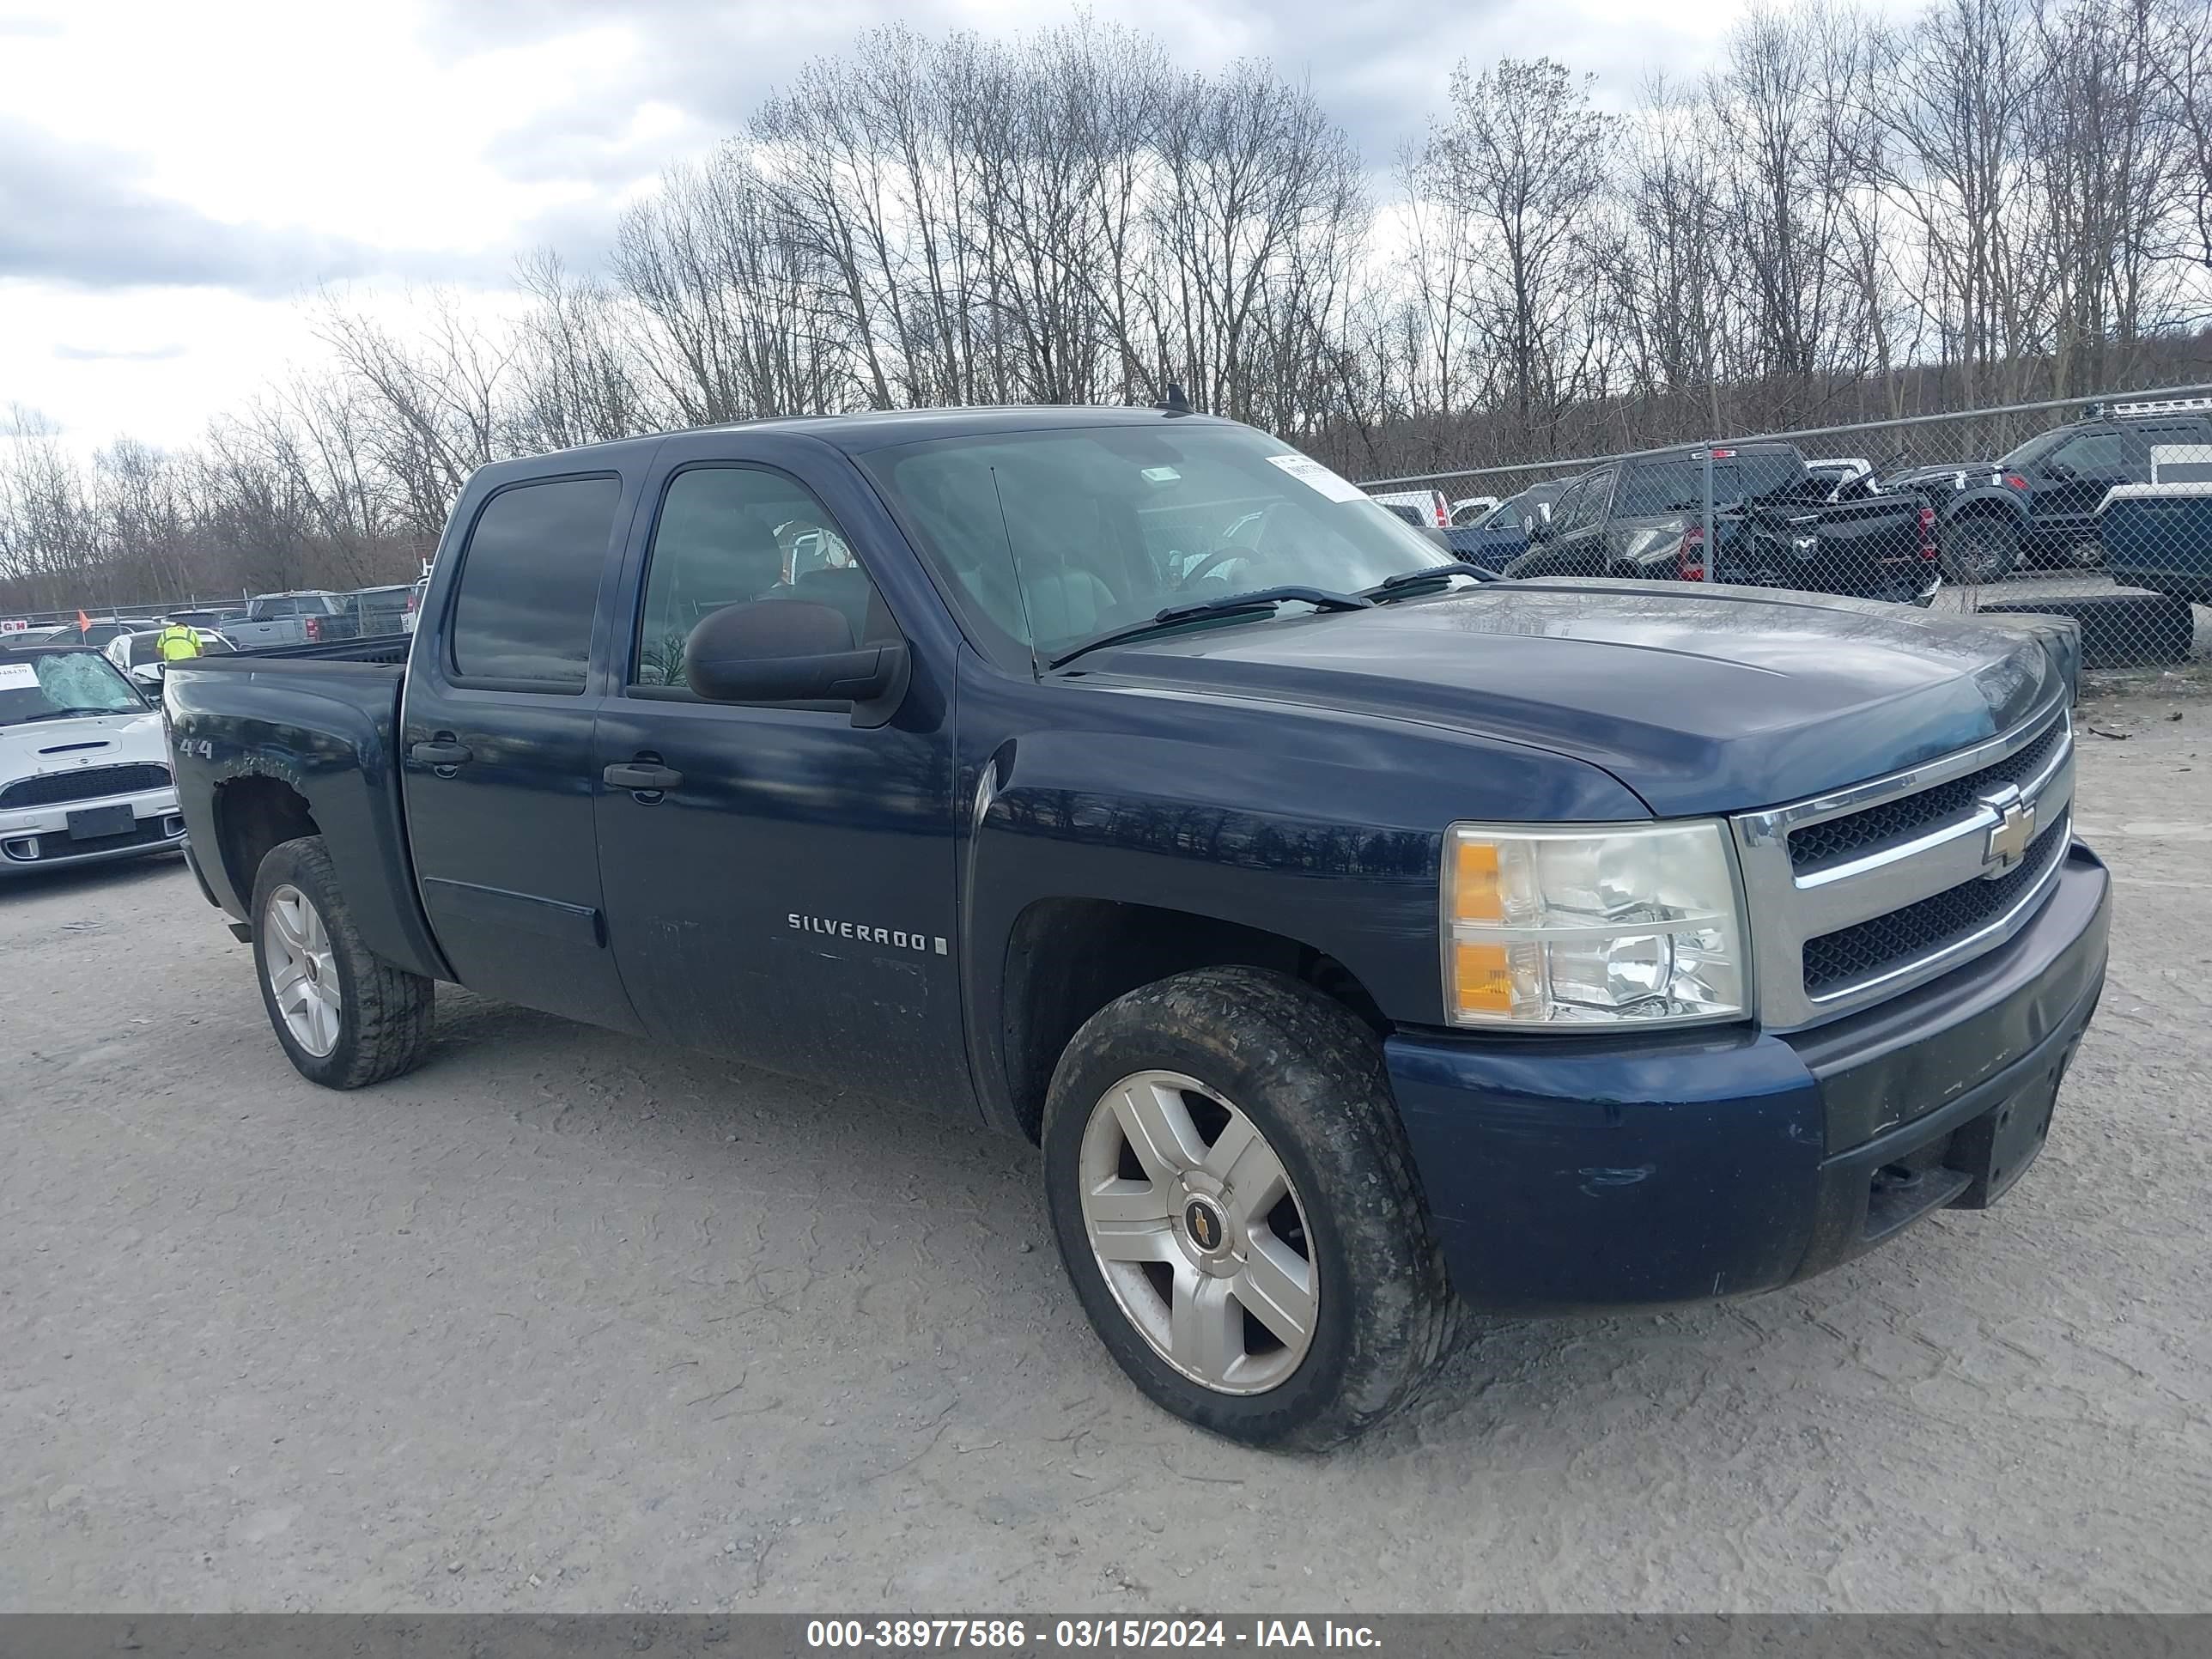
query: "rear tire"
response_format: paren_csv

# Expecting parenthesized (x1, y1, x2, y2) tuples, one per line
(1042, 966, 1456, 1449)
(1941, 514, 2021, 585)
(250, 835, 434, 1090)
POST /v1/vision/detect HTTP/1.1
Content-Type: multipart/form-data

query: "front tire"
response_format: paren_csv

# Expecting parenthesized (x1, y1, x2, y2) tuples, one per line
(251, 835, 434, 1090)
(1042, 967, 1455, 1449)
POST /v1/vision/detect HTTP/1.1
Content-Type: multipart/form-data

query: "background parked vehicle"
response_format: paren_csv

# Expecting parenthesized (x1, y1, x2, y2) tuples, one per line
(222, 591, 360, 650)
(345, 584, 419, 638)
(403, 577, 429, 633)
(163, 608, 247, 631)
(2101, 455, 2212, 606)
(6, 618, 160, 652)
(1370, 487, 1452, 529)
(1442, 481, 1570, 571)
(1879, 397, 2212, 584)
(1504, 442, 1940, 604)
(1448, 495, 1502, 525)
(104, 628, 238, 689)
(1804, 457, 1873, 498)
(0, 646, 185, 875)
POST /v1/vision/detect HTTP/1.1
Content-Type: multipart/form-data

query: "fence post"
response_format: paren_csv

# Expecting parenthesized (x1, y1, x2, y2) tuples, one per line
(1702, 446, 1716, 581)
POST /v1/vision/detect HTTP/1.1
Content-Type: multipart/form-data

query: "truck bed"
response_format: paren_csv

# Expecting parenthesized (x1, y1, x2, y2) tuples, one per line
(202, 631, 414, 665)
(1724, 489, 1929, 598)
(161, 643, 443, 981)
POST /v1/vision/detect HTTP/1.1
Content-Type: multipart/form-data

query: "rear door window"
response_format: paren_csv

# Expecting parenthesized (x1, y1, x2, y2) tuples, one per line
(448, 475, 622, 689)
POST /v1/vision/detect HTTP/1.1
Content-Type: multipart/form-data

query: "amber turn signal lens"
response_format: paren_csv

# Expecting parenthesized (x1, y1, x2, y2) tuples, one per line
(1452, 940, 1512, 1014)
(1453, 838, 1503, 922)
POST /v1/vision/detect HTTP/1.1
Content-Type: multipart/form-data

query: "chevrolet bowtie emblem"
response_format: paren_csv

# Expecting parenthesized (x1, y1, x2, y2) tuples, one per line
(1984, 796, 2037, 872)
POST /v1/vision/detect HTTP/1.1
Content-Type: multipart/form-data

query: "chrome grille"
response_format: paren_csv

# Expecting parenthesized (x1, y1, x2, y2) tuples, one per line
(1802, 810, 2069, 994)
(1788, 717, 2066, 874)
(1732, 698, 2075, 1029)
(0, 763, 171, 809)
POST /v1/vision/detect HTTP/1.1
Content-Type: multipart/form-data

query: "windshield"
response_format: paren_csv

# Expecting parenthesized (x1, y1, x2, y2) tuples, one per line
(0, 652, 145, 725)
(858, 424, 1451, 665)
(1616, 451, 1805, 516)
(1996, 429, 2064, 470)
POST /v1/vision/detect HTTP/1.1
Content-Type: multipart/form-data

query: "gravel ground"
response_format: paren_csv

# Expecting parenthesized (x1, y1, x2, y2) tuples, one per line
(3, 688, 2208, 1615)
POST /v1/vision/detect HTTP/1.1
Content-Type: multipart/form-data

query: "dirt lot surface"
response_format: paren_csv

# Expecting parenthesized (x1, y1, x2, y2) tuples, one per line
(4, 686, 2208, 1615)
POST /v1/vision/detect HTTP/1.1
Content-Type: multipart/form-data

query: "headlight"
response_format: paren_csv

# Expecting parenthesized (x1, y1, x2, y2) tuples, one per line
(1441, 821, 1749, 1027)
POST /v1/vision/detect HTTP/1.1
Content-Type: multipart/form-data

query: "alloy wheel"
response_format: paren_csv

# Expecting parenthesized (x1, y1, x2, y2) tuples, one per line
(264, 883, 342, 1057)
(1077, 1071, 1318, 1395)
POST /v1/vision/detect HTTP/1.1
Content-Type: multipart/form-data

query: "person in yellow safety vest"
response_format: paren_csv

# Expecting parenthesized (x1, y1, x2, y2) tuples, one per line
(155, 622, 204, 661)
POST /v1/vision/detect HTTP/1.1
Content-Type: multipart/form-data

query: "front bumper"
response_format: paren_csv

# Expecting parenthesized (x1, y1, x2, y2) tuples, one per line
(1388, 842, 2110, 1314)
(0, 789, 187, 875)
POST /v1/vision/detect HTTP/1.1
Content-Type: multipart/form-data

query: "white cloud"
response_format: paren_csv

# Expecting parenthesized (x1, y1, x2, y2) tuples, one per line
(4, 0, 1839, 454)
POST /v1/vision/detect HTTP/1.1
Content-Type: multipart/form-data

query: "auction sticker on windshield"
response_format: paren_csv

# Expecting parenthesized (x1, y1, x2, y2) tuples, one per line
(1267, 453, 1369, 504)
(0, 662, 40, 691)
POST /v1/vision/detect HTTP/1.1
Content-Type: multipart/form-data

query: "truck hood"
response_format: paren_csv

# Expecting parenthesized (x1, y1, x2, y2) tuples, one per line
(1072, 580, 2058, 817)
(0, 710, 168, 783)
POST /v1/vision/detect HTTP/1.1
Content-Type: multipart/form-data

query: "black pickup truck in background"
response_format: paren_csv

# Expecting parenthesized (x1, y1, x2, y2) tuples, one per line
(1879, 397, 2212, 583)
(1502, 442, 1942, 605)
(164, 405, 2106, 1449)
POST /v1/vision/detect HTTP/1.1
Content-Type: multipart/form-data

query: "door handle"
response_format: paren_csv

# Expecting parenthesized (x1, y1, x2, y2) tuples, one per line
(604, 761, 684, 793)
(410, 737, 472, 769)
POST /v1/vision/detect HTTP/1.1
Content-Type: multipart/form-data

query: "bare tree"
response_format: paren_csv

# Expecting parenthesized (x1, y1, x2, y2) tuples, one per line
(1408, 58, 1612, 451)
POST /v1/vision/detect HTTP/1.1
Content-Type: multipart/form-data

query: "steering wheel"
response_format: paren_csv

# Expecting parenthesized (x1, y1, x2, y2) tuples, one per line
(1176, 545, 1255, 588)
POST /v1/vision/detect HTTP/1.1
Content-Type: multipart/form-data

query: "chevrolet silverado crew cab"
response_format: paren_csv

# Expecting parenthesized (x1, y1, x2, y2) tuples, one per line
(163, 407, 2109, 1449)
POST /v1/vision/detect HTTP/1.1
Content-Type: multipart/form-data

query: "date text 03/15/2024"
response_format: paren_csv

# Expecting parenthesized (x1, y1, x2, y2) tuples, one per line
(803, 1620, 1382, 1650)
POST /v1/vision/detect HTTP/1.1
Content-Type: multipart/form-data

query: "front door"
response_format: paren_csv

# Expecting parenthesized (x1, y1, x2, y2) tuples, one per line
(402, 470, 644, 1035)
(2032, 428, 2137, 545)
(591, 447, 965, 1103)
(1561, 465, 1616, 569)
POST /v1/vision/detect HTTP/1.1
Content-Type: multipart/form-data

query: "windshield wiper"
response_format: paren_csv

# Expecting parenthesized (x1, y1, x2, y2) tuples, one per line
(15, 707, 124, 723)
(1359, 566, 1493, 603)
(1046, 586, 1372, 672)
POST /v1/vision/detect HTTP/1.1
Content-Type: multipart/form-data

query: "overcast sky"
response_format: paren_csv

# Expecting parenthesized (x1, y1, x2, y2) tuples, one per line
(3, 0, 1772, 454)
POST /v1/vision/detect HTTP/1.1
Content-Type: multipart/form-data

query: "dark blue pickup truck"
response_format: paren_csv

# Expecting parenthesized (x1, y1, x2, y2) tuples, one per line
(163, 406, 2108, 1449)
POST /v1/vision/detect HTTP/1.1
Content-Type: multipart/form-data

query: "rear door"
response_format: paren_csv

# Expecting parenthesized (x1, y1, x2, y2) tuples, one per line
(589, 433, 964, 1100)
(400, 467, 647, 1034)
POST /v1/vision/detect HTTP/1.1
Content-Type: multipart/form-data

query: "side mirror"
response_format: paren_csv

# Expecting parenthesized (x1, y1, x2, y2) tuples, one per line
(684, 599, 909, 728)
(1525, 517, 1554, 544)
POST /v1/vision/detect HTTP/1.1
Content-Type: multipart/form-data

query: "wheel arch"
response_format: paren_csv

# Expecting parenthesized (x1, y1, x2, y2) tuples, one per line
(994, 896, 1387, 1144)
(1948, 492, 2027, 525)
(212, 773, 320, 925)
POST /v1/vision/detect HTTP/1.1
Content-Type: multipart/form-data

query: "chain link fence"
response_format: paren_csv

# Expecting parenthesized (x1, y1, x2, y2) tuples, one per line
(1360, 385, 2212, 684)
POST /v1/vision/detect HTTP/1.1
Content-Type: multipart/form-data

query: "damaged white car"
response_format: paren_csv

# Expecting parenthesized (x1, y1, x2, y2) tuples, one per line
(0, 647, 186, 877)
